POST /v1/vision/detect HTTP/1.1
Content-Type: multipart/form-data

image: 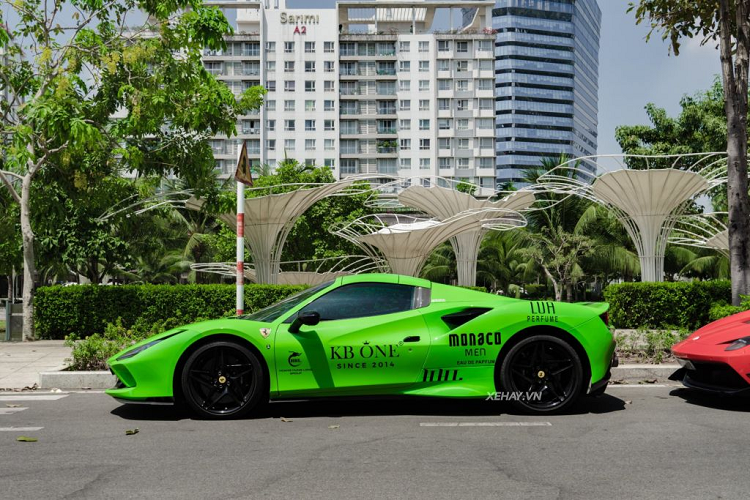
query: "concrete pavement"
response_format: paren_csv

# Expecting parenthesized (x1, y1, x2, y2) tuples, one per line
(0, 341, 71, 389)
(1, 385, 748, 499)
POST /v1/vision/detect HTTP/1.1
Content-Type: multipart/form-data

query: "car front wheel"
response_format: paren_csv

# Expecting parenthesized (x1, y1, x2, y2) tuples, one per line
(498, 335, 583, 413)
(181, 341, 265, 419)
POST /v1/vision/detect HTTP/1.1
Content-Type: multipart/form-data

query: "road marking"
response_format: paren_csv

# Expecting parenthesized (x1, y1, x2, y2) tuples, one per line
(0, 407, 27, 415)
(420, 422, 552, 427)
(607, 384, 671, 388)
(0, 395, 68, 401)
(0, 427, 43, 432)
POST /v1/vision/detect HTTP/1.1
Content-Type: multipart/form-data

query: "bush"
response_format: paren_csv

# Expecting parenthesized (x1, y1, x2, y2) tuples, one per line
(708, 297, 750, 322)
(35, 284, 307, 340)
(603, 280, 731, 330)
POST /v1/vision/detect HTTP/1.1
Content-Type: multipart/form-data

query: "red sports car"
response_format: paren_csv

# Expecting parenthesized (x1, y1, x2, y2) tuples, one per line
(670, 310, 750, 395)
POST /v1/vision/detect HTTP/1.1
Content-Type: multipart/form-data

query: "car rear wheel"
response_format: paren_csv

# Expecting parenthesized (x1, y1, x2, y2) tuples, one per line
(499, 335, 583, 413)
(181, 341, 265, 419)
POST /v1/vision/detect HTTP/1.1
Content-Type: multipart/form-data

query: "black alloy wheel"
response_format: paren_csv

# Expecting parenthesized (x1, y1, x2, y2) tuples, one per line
(181, 341, 265, 419)
(499, 335, 583, 413)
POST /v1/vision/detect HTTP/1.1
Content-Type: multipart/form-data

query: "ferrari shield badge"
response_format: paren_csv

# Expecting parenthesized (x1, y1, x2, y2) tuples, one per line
(260, 328, 271, 339)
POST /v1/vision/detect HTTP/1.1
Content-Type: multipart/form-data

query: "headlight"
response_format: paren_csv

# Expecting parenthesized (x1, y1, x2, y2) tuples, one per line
(117, 330, 184, 360)
(724, 336, 750, 351)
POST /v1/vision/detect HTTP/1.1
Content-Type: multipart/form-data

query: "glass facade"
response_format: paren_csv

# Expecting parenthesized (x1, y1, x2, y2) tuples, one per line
(491, 0, 600, 185)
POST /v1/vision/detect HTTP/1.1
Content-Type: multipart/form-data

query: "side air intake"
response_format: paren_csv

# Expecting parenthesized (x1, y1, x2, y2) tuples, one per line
(441, 308, 492, 329)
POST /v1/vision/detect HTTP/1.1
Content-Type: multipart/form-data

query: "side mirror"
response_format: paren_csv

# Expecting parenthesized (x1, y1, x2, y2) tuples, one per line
(289, 311, 320, 334)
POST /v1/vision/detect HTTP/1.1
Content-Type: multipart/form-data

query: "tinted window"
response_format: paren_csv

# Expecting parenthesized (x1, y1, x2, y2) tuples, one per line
(300, 283, 418, 321)
(241, 281, 334, 323)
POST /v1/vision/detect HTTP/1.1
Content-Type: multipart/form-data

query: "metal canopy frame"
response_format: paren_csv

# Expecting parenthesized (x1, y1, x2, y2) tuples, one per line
(534, 153, 727, 282)
(669, 213, 729, 258)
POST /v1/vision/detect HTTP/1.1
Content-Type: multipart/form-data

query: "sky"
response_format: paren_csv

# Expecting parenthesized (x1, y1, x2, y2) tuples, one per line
(287, 0, 723, 157)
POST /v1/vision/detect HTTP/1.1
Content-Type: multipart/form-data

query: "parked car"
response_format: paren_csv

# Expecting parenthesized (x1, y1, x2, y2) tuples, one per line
(671, 310, 750, 395)
(106, 274, 616, 418)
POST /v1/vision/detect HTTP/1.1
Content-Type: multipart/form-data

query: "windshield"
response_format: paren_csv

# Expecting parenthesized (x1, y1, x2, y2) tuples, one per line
(239, 281, 335, 323)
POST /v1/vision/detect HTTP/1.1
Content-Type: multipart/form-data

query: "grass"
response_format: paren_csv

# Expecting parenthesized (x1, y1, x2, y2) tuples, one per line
(0, 320, 5, 333)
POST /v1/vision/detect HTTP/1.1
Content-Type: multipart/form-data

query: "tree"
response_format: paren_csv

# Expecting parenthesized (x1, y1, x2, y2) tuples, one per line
(0, 1, 265, 339)
(630, 0, 750, 305)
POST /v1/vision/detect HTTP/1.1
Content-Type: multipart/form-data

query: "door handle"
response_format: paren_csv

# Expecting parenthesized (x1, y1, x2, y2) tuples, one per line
(403, 336, 420, 343)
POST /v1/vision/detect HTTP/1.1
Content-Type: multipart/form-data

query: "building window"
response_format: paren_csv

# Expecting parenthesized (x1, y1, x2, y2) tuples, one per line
(478, 59, 493, 70)
(457, 118, 469, 130)
(324, 119, 335, 131)
(438, 118, 451, 130)
(305, 119, 316, 131)
(478, 79, 493, 91)
(305, 80, 316, 92)
(266, 61, 276, 72)
(266, 100, 276, 111)
(305, 139, 316, 151)
(456, 80, 469, 92)
(438, 40, 451, 52)
(418, 41, 429, 53)
(324, 81, 335, 92)
(324, 61, 334, 72)
(285, 119, 295, 131)
(325, 139, 335, 150)
(419, 80, 430, 92)
(284, 139, 295, 150)
(419, 60, 429, 72)
(480, 137, 494, 149)
(324, 158, 335, 168)
(400, 158, 411, 169)
(324, 100, 335, 111)
(266, 80, 276, 92)
(456, 60, 468, 72)
(439, 138, 451, 150)
(285, 80, 295, 92)
(324, 41, 335, 53)
(341, 159, 358, 174)
(457, 138, 469, 150)
(266, 41, 276, 52)
(305, 159, 315, 166)
(400, 139, 411, 151)
(477, 119, 493, 130)
(456, 99, 468, 111)
(399, 119, 411, 130)
(399, 41, 410, 52)
(419, 158, 430, 169)
(284, 100, 295, 111)
(305, 100, 316, 112)
(438, 98, 450, 110)
(399, 99, 411, 111)
(419, 139, 430, 150)
(479, 158, 494, 169)
(284, 41, 295, 53)
(439, 157, 452, 169)
(438, 79, 451, 91)
(305, 41, 315, 53)
(265, 139, 276, 151)
(419, 119, 430, 130)
(399, 80, 411, 91)
(266, 119, 275, 131)
(284, 61, 295, 72)
(438, 59, 449, 71)
(478, 40, 492, 52)
(456, 41, 468, 53)
(399, 61, 411, 72)
(457, 158, 470, 168)
(305, 61, 316, 73)
(479, 98, 493, 110)
(419, 100, 430, 111)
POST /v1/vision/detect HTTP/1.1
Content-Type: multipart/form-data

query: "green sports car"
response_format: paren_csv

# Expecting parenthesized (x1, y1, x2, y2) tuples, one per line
(106, 274, 616, 418)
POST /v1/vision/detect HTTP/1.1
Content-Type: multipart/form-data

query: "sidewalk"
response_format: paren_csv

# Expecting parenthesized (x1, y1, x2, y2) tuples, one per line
(0, 340, 71, 389)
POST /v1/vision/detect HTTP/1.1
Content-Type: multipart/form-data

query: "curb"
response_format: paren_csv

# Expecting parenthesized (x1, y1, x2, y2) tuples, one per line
(611, 364, 679, 383)
(39, 371, 116, 390)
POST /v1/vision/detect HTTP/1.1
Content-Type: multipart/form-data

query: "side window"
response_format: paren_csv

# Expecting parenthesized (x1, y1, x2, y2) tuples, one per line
(300, 283, 426, 321)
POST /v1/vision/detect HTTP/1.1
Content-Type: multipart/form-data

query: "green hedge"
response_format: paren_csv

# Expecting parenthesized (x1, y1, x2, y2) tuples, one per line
(34, 284, 307, 340)
(603, 280, 731, 330)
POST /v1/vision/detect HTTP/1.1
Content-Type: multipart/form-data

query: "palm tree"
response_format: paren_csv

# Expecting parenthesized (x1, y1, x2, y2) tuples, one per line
(476, 230, 532, 294)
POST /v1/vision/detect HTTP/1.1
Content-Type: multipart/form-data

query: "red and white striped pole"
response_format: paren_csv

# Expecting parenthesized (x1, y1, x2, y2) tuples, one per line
(236, 153, 245, 315)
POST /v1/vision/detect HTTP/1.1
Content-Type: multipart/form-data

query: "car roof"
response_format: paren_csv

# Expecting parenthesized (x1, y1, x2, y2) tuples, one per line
(340, 273, 432, 289)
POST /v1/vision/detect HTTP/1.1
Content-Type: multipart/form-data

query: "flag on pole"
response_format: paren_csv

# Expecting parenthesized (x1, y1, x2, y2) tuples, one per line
(234, 141, 254, 187)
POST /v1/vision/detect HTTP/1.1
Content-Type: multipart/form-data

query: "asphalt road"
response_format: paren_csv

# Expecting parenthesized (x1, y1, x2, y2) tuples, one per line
(1, 385, 749, 500)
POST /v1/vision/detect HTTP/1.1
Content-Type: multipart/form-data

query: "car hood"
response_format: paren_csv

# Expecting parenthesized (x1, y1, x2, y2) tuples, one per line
(683, 310, 750, 345)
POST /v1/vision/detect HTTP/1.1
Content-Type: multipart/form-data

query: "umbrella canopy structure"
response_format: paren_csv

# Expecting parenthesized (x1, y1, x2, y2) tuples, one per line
(331, 208, 525, 277)
(397, 186, 535, 286)
(191, 255, 386, 286)
(669, 213, 729, 258)
(187, 181, 359, 284)
(536, 153, 727, 282)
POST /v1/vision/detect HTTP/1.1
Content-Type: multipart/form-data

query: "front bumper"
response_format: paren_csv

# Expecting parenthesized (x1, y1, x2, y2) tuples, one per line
(669, 362, 750, 396)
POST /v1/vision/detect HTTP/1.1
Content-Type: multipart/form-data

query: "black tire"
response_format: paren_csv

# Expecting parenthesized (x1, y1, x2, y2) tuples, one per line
(498, 335, 583, 414)
(181, 341, 265, 419)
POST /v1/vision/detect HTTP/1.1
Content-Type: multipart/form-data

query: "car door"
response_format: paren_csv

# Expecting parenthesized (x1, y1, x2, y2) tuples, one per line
(274, 282, 432, 396)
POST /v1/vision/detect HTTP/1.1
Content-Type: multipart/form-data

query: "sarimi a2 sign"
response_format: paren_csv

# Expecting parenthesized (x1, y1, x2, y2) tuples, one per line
(280, 13, 320, 34)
